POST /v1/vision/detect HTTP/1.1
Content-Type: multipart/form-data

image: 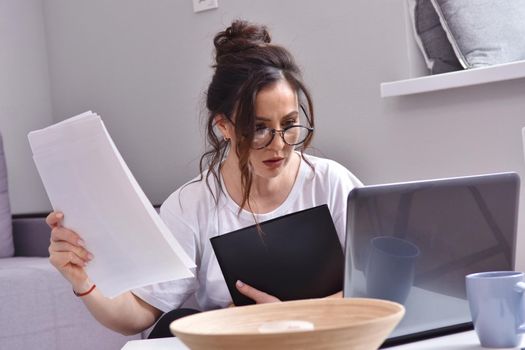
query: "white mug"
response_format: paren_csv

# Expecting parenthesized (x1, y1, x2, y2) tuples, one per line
(466, 271, 525, 348)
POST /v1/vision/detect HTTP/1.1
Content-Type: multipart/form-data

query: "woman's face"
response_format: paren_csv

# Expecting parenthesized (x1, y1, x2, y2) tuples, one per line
(218, 79, 302, 181)
(247, 79, 300, 180)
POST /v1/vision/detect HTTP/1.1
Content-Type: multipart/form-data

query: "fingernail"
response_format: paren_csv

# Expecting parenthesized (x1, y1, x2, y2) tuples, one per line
(56, 212, 64, 219)
(236, 280, 244, 288)
(87, 253, 94, 260)
(77, 239, 85, 247)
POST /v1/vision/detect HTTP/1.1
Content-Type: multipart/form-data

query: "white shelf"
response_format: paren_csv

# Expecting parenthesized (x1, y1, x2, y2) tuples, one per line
(381, 60, 525, 97)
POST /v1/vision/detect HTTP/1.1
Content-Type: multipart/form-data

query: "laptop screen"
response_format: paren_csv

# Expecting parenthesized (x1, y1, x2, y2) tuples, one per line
(343, 172, 520, 346)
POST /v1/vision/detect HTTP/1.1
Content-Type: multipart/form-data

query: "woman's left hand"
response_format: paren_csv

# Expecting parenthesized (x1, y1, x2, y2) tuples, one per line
(235, 280, 280, 304)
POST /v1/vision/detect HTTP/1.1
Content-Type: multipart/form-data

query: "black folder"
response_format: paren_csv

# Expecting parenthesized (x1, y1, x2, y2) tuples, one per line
(210, 204, 344, 306)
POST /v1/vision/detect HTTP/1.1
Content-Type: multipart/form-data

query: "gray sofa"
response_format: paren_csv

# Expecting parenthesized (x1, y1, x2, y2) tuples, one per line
(0, 132, 141, 350)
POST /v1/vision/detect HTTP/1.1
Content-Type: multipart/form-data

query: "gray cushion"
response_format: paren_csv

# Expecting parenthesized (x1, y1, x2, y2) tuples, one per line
(409, 0, 462, 74)
(0, 257, 140, 349)
(0, 132, 14, 257)
(431, 0, 525, 68)
(13, 216, 51, 257)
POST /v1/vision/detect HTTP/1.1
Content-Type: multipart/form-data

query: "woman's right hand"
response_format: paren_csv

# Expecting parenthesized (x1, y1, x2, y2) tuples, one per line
(46, 212, 93, 291)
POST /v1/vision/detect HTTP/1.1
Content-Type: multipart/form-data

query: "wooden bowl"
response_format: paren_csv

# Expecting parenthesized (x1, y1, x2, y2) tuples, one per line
(170, 298, 405, 350)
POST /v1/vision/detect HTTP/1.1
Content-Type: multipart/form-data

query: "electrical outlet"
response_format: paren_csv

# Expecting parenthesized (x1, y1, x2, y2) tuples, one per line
(192, 0, 218, 13)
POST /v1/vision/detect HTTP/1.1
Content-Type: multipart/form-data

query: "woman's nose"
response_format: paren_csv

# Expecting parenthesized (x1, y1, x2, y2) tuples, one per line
(266, 130, 286, 150)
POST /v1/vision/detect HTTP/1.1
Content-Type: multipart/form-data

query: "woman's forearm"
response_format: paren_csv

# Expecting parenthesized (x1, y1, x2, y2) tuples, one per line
(75, 281, 162, 335)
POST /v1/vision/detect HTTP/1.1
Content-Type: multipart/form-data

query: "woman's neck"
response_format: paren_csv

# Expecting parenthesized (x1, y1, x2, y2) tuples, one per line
(221, 152, 301, 214)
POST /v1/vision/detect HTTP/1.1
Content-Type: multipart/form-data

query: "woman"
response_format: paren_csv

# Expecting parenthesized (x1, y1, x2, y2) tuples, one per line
(46, 19, 362, 337)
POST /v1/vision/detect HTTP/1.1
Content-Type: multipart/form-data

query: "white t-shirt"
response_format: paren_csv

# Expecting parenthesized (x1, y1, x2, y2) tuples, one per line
(132, 154, 362, 312)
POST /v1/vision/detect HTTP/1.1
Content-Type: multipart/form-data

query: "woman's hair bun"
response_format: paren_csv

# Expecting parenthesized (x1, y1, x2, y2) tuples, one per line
(214, 20, 271, 61)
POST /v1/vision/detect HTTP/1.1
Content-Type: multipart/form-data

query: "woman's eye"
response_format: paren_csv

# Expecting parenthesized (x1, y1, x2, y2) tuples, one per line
(282, 119, 297, 127)
(254, 125, 267, 135)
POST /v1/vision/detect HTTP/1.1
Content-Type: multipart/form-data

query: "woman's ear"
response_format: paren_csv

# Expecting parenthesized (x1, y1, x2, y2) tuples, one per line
(214, 114, 232, 140)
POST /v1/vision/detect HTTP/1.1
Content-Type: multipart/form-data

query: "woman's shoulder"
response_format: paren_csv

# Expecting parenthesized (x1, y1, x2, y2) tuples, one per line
(161, 173, 219, 218)
(302, 153, 363, 186)
(303, 153, 347, 170)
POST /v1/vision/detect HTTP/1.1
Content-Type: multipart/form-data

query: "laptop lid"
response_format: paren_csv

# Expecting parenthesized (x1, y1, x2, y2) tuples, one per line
(343, 172, 520, 346)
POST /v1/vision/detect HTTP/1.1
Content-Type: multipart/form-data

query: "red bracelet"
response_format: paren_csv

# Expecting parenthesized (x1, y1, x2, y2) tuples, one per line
(73, 284, 96, 297)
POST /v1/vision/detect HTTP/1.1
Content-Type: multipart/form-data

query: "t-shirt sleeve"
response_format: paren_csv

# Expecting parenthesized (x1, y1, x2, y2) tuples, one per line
(328, 162, 363, 246)
(131, 198, 200, 313)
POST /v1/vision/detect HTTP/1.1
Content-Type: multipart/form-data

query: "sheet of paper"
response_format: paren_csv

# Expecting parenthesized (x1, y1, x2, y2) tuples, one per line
(28, 111, 195, 298)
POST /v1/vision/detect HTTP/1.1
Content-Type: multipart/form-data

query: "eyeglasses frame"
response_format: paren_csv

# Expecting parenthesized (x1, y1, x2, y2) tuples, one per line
(252, 124, 314, 150)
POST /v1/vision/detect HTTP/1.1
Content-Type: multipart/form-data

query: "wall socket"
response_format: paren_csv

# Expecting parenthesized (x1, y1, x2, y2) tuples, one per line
(192, 0, 218, 13)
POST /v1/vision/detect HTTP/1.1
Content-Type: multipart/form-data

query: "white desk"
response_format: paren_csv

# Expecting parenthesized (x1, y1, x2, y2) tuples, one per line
(122, 331, 525, 349)
(122, 337, 188, 350)
(387, 330, 523, 349)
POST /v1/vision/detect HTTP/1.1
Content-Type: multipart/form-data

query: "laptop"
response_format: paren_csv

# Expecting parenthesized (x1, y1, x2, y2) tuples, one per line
(343, 172, 520, 347)
(211, 204, 344, 306)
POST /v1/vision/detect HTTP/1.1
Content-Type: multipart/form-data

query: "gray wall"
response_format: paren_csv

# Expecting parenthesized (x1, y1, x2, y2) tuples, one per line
(4, 0, 525, 269)
(0, 0, 54, 213)
(41, 0, 412, 207)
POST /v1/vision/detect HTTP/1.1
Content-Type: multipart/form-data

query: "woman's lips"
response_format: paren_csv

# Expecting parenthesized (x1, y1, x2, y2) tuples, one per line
(263, 157, 284, 168)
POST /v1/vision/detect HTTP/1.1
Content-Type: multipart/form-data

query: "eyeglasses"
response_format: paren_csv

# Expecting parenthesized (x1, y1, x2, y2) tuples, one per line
(252, 125, 314, 150)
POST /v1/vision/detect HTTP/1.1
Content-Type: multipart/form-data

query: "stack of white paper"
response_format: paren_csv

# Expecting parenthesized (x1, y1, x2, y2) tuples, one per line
(28, 111, 195, 298)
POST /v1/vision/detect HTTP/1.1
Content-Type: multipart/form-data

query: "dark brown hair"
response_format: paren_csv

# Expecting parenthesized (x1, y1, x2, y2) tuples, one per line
(199, 20, 315, 211)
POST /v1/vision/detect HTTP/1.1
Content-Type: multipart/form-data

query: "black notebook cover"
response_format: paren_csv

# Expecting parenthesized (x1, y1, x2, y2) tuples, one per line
(210, 204, 344, 306)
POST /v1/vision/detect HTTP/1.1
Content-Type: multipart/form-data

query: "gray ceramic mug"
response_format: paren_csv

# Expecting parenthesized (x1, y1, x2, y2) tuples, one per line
(466, 271, 525, 348)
